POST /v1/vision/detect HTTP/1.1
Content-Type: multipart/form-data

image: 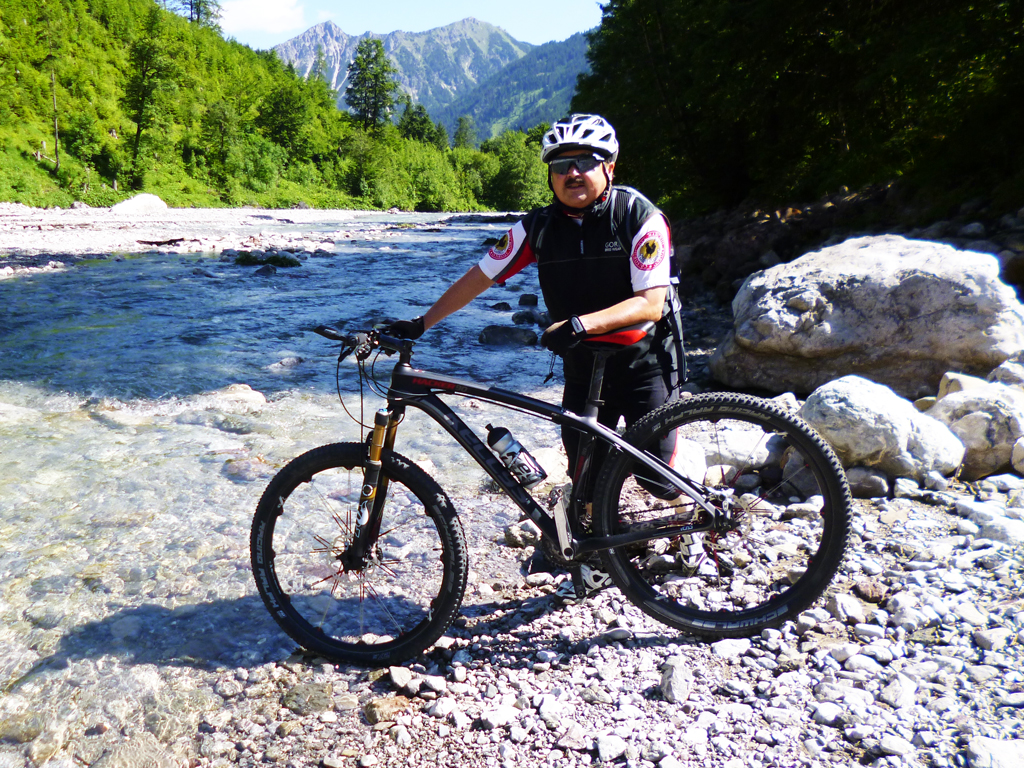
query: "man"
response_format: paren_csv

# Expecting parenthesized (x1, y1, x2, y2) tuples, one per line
(387, 114, 682, 589)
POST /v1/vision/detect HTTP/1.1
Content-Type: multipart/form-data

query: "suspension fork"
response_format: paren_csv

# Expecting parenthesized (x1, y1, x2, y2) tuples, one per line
(345, 408, 400, 566)
(372, 404, 402, 521)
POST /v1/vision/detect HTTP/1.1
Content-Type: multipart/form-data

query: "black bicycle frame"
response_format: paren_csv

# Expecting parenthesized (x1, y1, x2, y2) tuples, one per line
(384, 360, 718, 557)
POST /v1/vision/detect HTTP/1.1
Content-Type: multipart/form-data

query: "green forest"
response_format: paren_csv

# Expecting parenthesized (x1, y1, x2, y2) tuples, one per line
(0, 0, 551, 210)
(575, 0, 1024, 217)
(2, 0, 1022, 215)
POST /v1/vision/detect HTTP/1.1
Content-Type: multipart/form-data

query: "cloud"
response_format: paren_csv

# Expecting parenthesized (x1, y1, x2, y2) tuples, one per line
(220, 0, 306, 35)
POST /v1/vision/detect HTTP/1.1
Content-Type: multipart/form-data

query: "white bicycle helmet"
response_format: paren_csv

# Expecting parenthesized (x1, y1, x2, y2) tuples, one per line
(541, 114, 619, 163)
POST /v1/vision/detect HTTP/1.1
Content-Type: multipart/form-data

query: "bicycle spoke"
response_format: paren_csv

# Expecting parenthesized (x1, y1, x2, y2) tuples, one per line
(252, 444, 467, 664)
(594, 394, 850, 637)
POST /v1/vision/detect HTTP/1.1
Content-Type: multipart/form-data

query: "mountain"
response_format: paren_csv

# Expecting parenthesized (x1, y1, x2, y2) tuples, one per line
(273, 18, 534, 117)
(433, 32, 591, 140)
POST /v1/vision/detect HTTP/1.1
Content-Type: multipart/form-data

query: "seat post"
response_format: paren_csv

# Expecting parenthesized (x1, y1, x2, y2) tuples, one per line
(582, 352, 610, 420)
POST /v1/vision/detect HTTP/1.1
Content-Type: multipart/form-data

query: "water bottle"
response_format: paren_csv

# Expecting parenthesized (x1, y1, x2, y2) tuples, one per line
(486, 424, 548, 489)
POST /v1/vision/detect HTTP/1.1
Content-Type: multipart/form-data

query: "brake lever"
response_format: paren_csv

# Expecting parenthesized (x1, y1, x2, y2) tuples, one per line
(352, 333, 374, 361)
(337, 342, 357, 363)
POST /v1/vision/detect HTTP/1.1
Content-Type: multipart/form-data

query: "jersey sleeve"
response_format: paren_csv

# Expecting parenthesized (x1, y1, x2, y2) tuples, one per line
(478, 220, 535, 284)
(628, 213, 672, 293)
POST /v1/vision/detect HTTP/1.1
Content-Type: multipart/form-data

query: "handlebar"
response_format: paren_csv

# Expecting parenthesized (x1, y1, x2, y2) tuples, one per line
(314, 325, 414, 363)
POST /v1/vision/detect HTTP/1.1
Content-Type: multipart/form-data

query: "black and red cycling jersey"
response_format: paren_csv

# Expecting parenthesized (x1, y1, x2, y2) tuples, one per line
(478, 186, 672, 323)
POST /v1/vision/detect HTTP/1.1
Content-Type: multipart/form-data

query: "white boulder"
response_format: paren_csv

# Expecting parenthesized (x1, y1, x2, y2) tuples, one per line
(965, 736, 1024, 768)
(800, 376, 964, 480)
(927, 383, 1024, 480)
(988, 349, 1024, 390)
(710, 236, 1024, 397)
(110, 193, 168, 215)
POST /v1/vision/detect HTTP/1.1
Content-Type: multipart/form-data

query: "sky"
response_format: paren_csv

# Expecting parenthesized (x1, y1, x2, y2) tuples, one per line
(219, 0, 604, 50)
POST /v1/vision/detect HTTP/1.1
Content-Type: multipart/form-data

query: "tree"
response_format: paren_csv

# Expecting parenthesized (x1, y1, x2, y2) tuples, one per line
(344, 38, 399, 131)
(200, 100, 239, 178)
(121, 6, 177, 185)
(255, 80, 311, 155)
(40, 0, 64, 172)
(481, 130, 549, 210)
(398, 100, 436, 142)
(524, 123, 549, 146)
(453, 116, 476, 149)
(310, 44, 329, 82)
(432, 122, 449, 151)
(176, 0, 222, 28)
(575, 0, 1024, 213)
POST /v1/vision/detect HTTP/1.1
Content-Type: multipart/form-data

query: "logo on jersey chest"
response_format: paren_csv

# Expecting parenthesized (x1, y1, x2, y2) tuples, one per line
(604, 240, 624, 252)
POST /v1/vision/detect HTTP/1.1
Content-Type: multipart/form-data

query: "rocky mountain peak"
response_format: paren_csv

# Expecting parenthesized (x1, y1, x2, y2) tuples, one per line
(273, 18, 534, 116)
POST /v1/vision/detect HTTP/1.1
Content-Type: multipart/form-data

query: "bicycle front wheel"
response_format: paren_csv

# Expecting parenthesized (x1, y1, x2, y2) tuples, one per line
(251, 443, 468, 666)
(593, 393, 852, 638)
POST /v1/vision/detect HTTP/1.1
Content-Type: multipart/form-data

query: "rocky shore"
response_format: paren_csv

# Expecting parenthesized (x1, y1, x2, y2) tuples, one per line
(674, 190, 1024, 304)
(3, 478, 1022, 768)
(0, 203, 1022, 768)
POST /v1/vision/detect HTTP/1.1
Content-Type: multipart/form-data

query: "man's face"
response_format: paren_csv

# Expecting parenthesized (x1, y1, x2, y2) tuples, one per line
(549, 149, 614, 209)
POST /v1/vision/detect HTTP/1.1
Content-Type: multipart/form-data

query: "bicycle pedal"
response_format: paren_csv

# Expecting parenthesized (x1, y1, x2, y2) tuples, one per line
(546, 481, 572, 511)
(580, 563, 612, 592)
(558, 563, 611, 601)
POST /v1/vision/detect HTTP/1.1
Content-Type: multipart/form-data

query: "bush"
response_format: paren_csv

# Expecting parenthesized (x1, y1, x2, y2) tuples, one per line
(226, 134, 287, 192)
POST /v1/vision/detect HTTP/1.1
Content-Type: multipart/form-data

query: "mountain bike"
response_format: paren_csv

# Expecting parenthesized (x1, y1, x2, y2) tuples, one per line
(250, 323, 852, 666)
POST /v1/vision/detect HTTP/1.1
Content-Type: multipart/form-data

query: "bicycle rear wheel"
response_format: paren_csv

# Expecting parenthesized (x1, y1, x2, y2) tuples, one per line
(593, 393, 851, 637)
(251, 443, 468, 665)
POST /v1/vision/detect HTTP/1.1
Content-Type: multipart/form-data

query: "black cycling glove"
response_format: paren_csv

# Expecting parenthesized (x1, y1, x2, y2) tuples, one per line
(541, 316, 586, 355)
(384, 316, 425, 340)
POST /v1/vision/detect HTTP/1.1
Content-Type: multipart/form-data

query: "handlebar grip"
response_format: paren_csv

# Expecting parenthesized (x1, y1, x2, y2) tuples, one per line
(314, 325, 347, 341)
(375, 332, 414, 355)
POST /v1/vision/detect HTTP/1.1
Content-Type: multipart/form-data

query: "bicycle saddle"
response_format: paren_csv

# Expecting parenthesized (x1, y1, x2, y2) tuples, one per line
(580, 320, 656, 352)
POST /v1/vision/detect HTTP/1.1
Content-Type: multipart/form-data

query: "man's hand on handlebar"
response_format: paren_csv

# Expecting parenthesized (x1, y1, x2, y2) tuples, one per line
(384, 316, 425, 340)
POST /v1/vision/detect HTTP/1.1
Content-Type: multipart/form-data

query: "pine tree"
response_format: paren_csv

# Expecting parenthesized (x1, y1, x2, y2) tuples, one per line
(453, 116, 476, 149)
(310, 45, 329, 83)
(177, 0, 221, 28)
(398, 101, 435, 142)
(344, 38, 399, 131)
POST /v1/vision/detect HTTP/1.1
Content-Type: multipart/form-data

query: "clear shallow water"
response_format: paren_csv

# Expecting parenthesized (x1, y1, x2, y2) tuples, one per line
(0, 212, 565, 480)
(0, 213, 556, 400)
(0, 212, 563, 685)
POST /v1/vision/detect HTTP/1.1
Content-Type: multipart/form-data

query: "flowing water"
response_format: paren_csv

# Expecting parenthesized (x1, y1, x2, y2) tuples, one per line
(0, 213, 564, 694)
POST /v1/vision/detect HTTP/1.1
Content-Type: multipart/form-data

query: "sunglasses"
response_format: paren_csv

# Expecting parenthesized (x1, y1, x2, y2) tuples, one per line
(548, 154, 605, 175)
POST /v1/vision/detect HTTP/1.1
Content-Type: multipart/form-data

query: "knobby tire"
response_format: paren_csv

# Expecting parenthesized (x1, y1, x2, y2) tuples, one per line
(251, 443, 468, 665)
(593, 393, 852, 637)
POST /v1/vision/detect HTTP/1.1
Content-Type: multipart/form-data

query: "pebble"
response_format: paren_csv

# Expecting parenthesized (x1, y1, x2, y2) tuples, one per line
(878, 734, 914, 756)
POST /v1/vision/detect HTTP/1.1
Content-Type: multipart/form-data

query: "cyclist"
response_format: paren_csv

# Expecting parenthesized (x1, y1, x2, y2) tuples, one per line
(386, 114, 684, 591)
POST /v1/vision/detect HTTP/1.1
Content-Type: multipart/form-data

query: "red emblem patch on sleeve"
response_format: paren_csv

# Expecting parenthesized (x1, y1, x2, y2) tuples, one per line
(631, 230, 666, 271)
(487, 231, 515, 261)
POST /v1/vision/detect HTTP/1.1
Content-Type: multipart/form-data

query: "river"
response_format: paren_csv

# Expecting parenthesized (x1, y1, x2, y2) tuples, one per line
(0, 212, 564, 708)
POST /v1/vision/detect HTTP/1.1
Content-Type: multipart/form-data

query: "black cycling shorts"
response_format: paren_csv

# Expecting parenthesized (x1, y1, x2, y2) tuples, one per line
(560, 337, 678, 500)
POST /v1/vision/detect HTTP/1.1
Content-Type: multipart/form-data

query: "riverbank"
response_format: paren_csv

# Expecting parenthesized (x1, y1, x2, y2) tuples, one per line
(0, 202, 415, 271)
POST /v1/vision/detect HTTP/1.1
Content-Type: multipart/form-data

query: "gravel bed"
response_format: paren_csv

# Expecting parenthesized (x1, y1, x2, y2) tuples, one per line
(1, 484, 1022, 768)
